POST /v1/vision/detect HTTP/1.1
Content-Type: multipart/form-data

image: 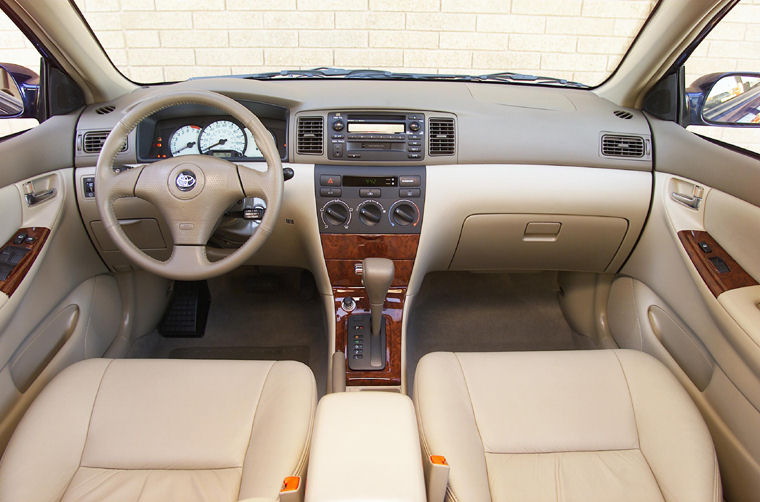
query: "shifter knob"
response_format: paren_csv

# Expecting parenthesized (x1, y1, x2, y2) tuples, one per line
(362, 258, 394, 335)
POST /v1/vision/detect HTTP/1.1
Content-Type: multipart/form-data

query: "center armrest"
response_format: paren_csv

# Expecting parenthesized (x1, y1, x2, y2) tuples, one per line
(305, 392, 426, 502)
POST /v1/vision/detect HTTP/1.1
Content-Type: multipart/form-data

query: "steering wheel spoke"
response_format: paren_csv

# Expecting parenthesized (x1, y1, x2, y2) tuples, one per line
(165, 245, 211, 280)
(99, 165, 145, 201)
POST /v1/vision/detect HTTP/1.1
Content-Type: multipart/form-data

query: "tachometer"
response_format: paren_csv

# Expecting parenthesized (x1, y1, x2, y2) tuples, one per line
(169, 125, 201, 156)
(199, 120, 247, 157)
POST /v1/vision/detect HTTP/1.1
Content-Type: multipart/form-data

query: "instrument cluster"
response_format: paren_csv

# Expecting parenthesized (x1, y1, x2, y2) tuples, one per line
(145, 115, 287, 161)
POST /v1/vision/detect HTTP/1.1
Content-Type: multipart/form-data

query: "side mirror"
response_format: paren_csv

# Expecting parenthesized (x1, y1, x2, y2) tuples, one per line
(685, 72, 760, 127)
(0, 63, 39, 119)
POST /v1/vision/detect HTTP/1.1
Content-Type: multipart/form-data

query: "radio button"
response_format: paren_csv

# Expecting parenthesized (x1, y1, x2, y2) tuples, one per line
(348, 153, 361, 159)
(408, 134, 422, 140)
(408, 140, 421, 147)
(408, 146, 421, 153)
(407, 153, 422, 160)
(320, 175, 341, 186)
(399, 175, 421, 187)
(359, 188, 381, 198)
(320, 187, 342, 197)
(399, 188, 420, 198)
(332, 134, 345, 140)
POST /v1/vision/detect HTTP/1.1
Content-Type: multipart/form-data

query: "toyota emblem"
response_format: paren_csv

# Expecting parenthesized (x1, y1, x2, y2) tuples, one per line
(175, 170, 197, 191)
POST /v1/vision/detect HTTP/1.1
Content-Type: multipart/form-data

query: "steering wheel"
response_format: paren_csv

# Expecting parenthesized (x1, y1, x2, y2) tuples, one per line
(95, 90, 283, 281)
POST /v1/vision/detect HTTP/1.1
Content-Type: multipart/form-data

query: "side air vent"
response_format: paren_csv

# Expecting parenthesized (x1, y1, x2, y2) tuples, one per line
(82, 131, 127, 154)
(428, 117, 455, 155)
(613, 110, 633, 120)
(601, 134, 645, 158)
(297, 116, 324, 155)
(95, 104, 116, 115)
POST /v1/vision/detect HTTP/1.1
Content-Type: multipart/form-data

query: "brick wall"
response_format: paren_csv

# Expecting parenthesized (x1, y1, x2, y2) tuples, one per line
(0, 1, 757, 152)
(70, 0, 657, 85)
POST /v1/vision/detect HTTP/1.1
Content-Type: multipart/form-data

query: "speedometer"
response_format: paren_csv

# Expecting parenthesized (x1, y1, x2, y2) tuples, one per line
(169, 125, 201, 156)
(199, 120, 247, 157)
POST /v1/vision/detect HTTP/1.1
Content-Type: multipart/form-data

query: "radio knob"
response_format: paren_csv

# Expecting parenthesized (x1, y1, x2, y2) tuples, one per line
(332, 120, 345, 131)
(358, 202, 383, 226)
(391, 202, 418, 226)
(323, 201, 349, 226)
(408, 121, 421, 132)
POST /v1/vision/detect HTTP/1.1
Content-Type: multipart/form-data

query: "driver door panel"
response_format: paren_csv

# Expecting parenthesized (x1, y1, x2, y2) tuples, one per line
(0, 115, 119, 451)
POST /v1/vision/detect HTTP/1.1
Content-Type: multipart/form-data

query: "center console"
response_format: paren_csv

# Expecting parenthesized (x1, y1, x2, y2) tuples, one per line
(315, 165, 425, 387)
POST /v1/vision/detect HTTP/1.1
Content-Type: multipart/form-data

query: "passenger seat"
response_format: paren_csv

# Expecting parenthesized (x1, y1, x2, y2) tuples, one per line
(414, 350, 721, 502)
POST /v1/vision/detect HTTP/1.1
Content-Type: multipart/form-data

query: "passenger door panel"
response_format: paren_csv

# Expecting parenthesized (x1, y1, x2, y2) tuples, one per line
(613, 116, 760, 501)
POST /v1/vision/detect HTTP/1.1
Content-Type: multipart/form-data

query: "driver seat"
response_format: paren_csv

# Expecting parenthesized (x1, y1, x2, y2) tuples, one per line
(0, 358, 316, 502)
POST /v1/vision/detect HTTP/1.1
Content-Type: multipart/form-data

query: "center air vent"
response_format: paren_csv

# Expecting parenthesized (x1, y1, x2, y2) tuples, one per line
(82, 131, 127, 154)
(428, 117, 455, 155)
(601, 134, 645, 158)
(297, 116, 324, 155)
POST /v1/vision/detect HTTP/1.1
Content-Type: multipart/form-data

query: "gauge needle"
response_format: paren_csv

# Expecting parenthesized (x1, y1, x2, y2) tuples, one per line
(202, 138, 227, 152)
(174, 141, 196, 154)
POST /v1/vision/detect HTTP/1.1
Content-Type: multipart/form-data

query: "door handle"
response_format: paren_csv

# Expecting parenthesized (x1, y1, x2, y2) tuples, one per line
(24, 188, 56, 206)
(671, 191, 701, 209)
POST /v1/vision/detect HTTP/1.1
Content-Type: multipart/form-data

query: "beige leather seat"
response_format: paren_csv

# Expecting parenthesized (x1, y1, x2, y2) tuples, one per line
(414, 350, 721, 502)
(0, 358, 316, 502)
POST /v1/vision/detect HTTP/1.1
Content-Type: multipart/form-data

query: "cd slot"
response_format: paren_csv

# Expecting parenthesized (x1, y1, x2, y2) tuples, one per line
(347, 141, 401, 151)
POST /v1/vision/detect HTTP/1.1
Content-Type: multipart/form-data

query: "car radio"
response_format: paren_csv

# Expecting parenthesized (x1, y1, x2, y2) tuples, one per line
(327, 112, 424, 161)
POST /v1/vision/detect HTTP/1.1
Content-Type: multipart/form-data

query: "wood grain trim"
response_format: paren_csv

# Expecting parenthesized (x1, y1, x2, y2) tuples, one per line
(325, 259, 414, 287)
(678, 230, 758, 297)
(321, 234, 419, 260)
(334, 287, 404, 386)
(0, 227, 51, 297)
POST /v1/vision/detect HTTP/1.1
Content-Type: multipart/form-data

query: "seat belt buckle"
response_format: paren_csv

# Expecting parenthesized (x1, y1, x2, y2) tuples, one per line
(279, 476, 303, 502)
(424, 455, 450, 502)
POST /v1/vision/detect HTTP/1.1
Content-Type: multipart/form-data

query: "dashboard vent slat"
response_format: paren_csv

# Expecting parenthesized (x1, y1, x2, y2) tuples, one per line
(613, 110, 633, 120)
(95, 105, 116, 115)
(297, 116, 324, 155)
(428, 117, 455, 155)
(601, 134, 645, 158)
(82, 130, 127, 154)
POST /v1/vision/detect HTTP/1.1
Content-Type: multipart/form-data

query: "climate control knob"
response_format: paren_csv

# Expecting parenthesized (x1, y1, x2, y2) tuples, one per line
(358, 201, 383, 226)
(390, 201, 418, 227)
(322, 201, 350, 226)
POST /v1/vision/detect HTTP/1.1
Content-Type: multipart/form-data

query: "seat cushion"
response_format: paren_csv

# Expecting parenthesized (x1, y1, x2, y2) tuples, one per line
(0, 358, 316, 502)
(413, 350, 721, 502)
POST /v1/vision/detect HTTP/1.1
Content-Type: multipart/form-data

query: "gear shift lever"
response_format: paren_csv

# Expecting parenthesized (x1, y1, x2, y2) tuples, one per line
(346, 258, 394, 371)
(362, 258, 394, 336)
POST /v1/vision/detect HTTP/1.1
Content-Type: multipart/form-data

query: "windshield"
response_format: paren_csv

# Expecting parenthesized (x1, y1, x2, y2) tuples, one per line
(75, 0, 657, 87)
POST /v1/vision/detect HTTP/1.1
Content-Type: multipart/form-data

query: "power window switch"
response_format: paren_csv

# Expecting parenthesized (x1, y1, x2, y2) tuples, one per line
(698, 241, 712, 253)
(708, 256, 730, 274)
(12, 233, 26, 245)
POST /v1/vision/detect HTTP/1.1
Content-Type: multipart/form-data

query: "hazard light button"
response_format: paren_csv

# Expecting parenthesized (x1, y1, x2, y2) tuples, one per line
(320, 175, 341, 187)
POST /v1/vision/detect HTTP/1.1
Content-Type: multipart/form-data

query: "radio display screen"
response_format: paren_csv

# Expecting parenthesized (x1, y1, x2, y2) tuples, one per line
(343, 176, 398, 187)
(347, 123, 405, 134)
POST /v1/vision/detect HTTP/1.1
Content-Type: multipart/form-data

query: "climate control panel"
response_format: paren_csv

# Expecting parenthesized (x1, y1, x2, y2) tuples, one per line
(315, 165, 425, 234)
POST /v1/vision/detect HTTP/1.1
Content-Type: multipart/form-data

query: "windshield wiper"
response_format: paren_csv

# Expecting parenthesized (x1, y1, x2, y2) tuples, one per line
(472, 72, 588, 88)
(230, 67, 588, 88)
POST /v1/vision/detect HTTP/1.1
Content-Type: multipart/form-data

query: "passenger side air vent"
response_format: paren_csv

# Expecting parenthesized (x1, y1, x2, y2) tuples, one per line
(428, 117, 455, 155)
(613, 110, 633, 120)
(297, 116, 324, 155)
(95, 105, 116, 115)
(82, 130, 127, 154)
(601, 134, 645, 158)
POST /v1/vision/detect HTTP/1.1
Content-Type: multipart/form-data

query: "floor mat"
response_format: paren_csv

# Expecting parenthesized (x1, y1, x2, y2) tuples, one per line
(406, 271, 596, 392)
(170, 345, 310, 364)
(129, 266, 327, 395)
